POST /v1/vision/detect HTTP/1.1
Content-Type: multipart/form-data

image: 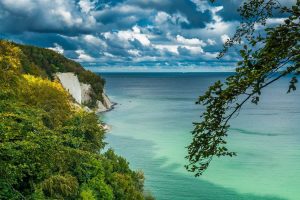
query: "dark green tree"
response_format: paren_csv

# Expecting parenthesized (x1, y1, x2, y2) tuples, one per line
(0, 41, 154, 199)
(186, 0, 300, 176)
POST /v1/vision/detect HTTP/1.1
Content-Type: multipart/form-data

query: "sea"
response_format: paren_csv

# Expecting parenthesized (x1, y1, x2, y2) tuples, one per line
(99, 72, 300, 200)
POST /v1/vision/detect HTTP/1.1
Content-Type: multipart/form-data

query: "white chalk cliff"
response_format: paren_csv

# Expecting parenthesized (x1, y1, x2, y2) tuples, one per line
(96, 93, 113, 113)
(56, 72, 113, 112)
(80, 82, 92, 103)
(56, 73, 82, 104)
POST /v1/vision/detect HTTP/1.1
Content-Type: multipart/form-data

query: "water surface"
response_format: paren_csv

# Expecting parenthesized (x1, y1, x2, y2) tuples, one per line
(100, 73, 300, 200)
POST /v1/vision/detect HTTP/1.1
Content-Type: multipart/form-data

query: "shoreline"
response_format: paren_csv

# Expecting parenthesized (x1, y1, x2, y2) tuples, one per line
(97, 102, 117, 132)
(97, 102, 117, 114)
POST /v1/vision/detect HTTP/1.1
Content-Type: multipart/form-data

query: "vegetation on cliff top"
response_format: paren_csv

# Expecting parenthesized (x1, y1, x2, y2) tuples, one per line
(0, 40, 154, 199)
(15, 41, 105, 107)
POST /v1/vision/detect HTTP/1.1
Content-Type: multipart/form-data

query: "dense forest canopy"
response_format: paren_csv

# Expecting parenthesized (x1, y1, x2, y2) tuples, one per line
(186, 0, 300, 176)
(0, 40, 154, 199)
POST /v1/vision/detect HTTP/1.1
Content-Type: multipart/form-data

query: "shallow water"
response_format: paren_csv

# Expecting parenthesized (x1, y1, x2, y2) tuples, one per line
(100, 72, 300, 200)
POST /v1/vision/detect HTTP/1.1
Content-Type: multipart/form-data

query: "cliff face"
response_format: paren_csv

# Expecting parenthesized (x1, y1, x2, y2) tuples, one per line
(96, 93, 114, 112)
(80, 82, 92, 103)
(56, 72, 113, 112)
(56, 73, 82, 104)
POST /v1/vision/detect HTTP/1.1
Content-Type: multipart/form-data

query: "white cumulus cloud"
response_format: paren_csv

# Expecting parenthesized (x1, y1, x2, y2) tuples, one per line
(221, 34, 230, 44)
(176, 35, 206, 46)
(48, 43, 64, 54)
(76, 49, 95, 62)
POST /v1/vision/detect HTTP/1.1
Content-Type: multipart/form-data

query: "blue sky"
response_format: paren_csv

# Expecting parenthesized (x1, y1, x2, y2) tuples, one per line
(0, 0, 292, 72)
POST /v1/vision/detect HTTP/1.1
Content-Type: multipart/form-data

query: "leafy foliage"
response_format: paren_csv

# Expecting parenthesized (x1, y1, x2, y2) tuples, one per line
(13, 42, 105, 107)
(0, 41, 153, 199)
(22, 74, 72, 128)
(186, 0, 300, 176)
(0, 41, 23, 100)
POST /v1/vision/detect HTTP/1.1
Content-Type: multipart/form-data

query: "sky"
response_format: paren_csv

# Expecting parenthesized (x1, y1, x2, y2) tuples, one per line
(0, 0, 293, 72)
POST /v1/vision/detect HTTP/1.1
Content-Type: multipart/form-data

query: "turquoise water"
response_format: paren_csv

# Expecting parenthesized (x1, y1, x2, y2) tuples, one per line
(100, 73, 300, 200)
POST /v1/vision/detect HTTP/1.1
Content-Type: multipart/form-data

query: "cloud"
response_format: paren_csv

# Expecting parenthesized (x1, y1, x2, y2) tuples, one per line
(221, 34, 230, 44)
(48, 43, 64, 54)
(155, 12, 170, 24)
(0, 0, 97, 34)
(154, 44, 179, 55)
(76, 49, 95, 62)
(212, 0, 242, 21)
(176, 35, 206, 46)
(93, 4, 152, 31)
(128, 0, 213, 29)
(78, 0, 95, 13)
(83, 35, 107, 47)
(207, 39, 216, 45)
(84, 62, 237, 72)
(128, 49, 141, 56)
(2, 0, 292, 71)
(178, 46, 204, 55)
(213, 0, 295, 22)
(103, 26, 151, 48)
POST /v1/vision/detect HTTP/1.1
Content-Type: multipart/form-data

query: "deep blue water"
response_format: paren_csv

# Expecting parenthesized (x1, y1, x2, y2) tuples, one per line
(100, 72, 300, 200)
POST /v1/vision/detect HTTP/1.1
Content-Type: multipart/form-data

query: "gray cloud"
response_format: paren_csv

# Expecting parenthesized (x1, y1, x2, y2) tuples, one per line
(0, 0, 100, 34)
(1, 0, 292, 71)
(128, 0, 212, 28)
(212, 0, 296, 21)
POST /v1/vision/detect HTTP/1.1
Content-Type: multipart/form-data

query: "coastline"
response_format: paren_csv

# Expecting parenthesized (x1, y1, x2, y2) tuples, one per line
(97, 101, 117, 113)
(97, 102, 117, 132)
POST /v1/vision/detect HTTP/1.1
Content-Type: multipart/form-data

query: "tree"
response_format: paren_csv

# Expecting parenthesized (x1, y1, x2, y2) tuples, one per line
(0, 41, 153, 199)
(21, 74, 72, 128)
(0, 40, 23, 100)
(186, 0, 300, 176)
